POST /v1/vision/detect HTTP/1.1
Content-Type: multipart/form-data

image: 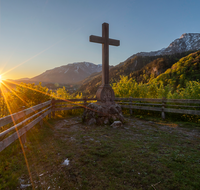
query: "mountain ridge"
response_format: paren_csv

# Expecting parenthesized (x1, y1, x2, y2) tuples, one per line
(28, 62, 104, 84)
(78, 51, 196, 95)
(126, 33, 200, 61)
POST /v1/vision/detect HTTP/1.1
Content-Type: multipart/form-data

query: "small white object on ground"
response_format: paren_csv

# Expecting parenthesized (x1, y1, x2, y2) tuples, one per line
(20, 184, 31, 188)
(111, 121, 122, 128)
(19, 178, 31, 189)
(62, 158, 70, 166)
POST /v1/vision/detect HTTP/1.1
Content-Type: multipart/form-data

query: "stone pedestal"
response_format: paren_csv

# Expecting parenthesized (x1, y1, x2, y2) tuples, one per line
(96, 84, 115, 106)
(82, 102, 124, 125)
(83, 84, 125, 125)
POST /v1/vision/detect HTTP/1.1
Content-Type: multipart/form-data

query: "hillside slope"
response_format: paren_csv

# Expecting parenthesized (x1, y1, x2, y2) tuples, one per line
(78, 51, 195, 95)
(152, 50, 200, 89)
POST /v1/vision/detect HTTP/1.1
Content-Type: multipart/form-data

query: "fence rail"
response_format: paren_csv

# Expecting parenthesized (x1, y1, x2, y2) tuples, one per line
(0, 100, 52, 128)
(116, 97, 200, 120)
(0, 98, 96, 153)
(0, 100, 52, 152)
(0, 97, 199, 153)
(51, 98, 97, 117)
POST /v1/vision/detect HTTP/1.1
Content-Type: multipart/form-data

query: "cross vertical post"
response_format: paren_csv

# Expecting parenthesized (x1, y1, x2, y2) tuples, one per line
(102, 23, 109, 85)
(89, 23, 120, 105)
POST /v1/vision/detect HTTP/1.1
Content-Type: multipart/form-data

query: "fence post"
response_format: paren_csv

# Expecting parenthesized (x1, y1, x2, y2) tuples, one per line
(48, 111, 51, 120)
(21, 106, 26, 146)
(48, 100, 52, 119)
(52, 98, 55, 118)
(0, 90, 6, 117)
(129, 96, 133, 115)
(36, 103, 43, 127)
(84, 97, 87, 112)
(161, 97, 166, 120)
(39, 115, 43, 127)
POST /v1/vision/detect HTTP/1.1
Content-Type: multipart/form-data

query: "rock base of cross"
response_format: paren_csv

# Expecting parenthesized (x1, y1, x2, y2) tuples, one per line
(96, 84, 115, 106)
(82, 102, 125, 125)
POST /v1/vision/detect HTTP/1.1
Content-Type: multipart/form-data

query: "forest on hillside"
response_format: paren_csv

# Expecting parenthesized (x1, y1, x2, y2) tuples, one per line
(78, 50, 196, 96)
(112, 50, 200, 99)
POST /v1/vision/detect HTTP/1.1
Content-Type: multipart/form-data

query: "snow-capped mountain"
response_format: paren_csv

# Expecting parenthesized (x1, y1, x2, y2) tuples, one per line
(127, 33, 200, 60)
(30, 62, 102, 84)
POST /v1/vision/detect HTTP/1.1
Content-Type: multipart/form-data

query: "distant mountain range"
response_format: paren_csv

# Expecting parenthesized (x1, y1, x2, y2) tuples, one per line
(14, 33, 200, 94)
(17, 62, 105, 84)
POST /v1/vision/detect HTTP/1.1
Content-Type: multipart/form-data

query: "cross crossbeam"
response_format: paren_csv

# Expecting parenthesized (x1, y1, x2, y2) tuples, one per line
(90, 35, 120, 46)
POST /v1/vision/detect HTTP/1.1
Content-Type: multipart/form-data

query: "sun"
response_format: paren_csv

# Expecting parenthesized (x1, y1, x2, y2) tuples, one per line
(0, 75, 3, 83)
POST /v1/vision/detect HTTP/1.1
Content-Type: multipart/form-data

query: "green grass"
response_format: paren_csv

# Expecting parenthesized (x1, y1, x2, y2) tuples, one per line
(0, 115, 200, 190)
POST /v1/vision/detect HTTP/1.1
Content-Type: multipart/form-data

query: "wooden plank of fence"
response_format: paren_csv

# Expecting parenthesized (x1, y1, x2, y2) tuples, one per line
(165, 99, 200, 104)
(121, 105, 200, 116)
(0, 106, 51, 138)
(55, 103, 84, 107)
(115, 97, 200, 104)
(164, 108, 200, 115)
(0, 100, 51, 128)
(117, 102, 162, 106)
(0, 109, 51, 152)
(165, 104, 200, 108)
(55, 98, 97, 103)
(55, 106, 83, 111)
(0, 112, 25, 129)
(121, 105, 162, 112)
(115, 98, 163, 102)
(118, 101, 200, 109)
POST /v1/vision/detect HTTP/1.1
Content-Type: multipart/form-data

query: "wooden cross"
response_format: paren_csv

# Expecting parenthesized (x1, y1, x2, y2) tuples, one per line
(89, 23, 120, 86)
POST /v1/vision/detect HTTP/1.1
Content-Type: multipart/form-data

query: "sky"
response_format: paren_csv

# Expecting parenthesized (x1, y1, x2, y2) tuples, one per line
(0, 0, 200, 80)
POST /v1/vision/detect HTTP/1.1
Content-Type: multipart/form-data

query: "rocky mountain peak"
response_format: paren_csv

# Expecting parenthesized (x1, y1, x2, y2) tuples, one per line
(168, 33, 200, 51)
(30, 62, 103, 84)
(180, 33, 200, 39)
(127, 33, 200, 62)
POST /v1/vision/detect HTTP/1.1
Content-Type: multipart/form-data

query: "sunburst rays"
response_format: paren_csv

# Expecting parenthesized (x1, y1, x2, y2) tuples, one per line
(0, 64, 96, 190)
(0, 80, 36, 189)
(0, 78, 81, 189)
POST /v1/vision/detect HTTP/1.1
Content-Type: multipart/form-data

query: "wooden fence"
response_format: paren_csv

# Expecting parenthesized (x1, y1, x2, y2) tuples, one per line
(51, 98, 97, 117)
(0, 100, 52, 152)
(0, 98, 96, 153)
(0, 97, 199, 153)
(116, 97, 200, 120)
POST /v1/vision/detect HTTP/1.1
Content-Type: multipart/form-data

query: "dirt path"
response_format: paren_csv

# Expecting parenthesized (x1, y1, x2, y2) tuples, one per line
(53, 116, 200, 141)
